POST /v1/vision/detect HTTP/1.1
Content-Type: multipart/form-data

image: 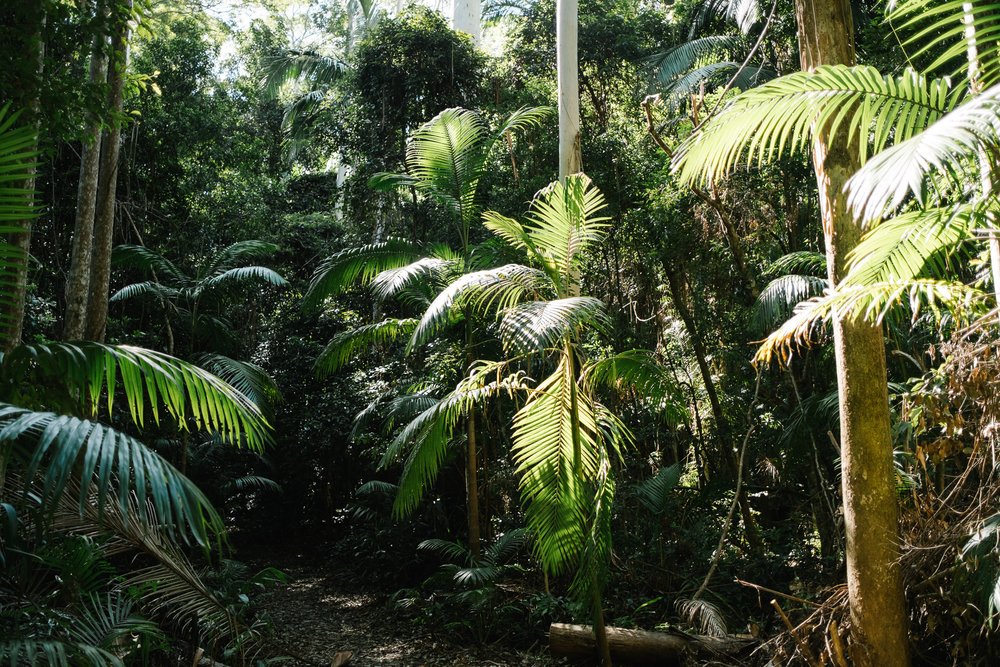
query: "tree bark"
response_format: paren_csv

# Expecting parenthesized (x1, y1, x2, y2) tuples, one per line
(64, 0, 108, 341)
(85, 0, 132, 342)
(556, 0, 581, 180)
(549, 623, 755, 665)
(794, 2, 909, 665)
(1, 4, 44, 353)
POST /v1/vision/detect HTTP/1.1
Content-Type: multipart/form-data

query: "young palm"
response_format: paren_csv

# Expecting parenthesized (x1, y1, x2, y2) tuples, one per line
(304, 105, 549, 556)
(111, 241, 286, 357)
(391, 175, 683, 664)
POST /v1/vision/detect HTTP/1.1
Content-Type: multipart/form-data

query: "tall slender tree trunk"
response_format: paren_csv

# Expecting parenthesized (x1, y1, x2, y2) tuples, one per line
(465, 319, 482, 559)
(794, 2, 909, 665)
(451, 0, 481, 42)
(64, 0, 108, 340)
(86, 1, 132, 342)
(556, 0, 581, 180)
(2, 5, 44, 353)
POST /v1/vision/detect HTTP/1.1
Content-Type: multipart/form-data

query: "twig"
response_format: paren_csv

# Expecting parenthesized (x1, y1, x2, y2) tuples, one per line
(828, 620, 849, 667)
(693, 372, 762, 600)
(770, 599, 820, 667)
(735, 578, 820, 608)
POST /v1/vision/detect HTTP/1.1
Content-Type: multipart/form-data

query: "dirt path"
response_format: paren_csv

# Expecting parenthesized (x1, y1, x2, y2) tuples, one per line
(257, 561, 560, 667)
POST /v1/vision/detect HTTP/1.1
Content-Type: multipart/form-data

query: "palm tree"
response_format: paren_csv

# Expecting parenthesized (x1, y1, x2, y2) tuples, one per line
(110, 241, 286, 357)
(304, 105, 549, 557)
(670, 1, 1000, 662)
(0, 109, 275, 663)
(394, 175, 683, 666)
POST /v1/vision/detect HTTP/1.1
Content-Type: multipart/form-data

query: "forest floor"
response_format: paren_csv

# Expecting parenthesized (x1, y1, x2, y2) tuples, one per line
(255, 552, 562, 667)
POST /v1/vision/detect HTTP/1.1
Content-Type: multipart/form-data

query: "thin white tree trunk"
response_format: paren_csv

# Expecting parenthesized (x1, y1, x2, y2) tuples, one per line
(556, 0, 581, 180)
(451, 0, 481, 42)
(64, 0, 108, 340)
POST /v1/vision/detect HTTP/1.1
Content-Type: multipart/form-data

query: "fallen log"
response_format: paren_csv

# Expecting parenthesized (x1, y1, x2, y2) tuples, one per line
(549, 622, 756, 665)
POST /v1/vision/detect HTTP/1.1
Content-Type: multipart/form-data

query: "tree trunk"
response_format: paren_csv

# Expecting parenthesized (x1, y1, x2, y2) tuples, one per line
(451, 0, 481, 42)
(794, 2, 909, 665)
(1, 5, 44, 353)
(549, 623, 755, 665)
(64, 0, 109, 340)
(556, 0, 581, 180)
(465, 410, 482, 560)
(85, 0, 132, 342)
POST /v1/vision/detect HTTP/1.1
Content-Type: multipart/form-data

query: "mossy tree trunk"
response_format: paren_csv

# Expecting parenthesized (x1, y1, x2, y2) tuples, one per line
(794, 2, 910, 665)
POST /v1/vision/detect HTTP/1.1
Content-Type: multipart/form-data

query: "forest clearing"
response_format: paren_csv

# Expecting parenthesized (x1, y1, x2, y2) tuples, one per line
(3, 0, 1000, 665)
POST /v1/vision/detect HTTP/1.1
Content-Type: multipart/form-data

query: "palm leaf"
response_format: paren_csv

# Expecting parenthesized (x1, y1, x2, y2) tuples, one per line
(408, 264, 550, 352)
(0, 405, 224, 545)
(0, 104, 41, 349)
(5, 342, 271, 450)
(752, 274, 828, 333)
(582, 350, 687, 423)
(846, 82, 1000, 221)
(303, 238, 422, 309)
(755, 279, 988, 365)
(316, 318, 418, 377)
(111, 245, 187, 285)
(887, 0, 1000, 89)
(634, 464, 682, 516)
(674, 65, 961, 186)
(370, 257, 456, 303)
(499, 297, 610, 354)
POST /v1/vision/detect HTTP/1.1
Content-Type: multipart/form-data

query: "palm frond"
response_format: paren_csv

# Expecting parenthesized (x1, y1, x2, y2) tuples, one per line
(370, 257, 455, 303)
(765, 251, 827, 277)
(674, 65, 961, 186)
(111, 245, 186, 285)
(201, 240, 280, 275)
(500, 297, 610, 354)
(109, 281, 181, 304)
(303, 238, 422, 309)
(195, 354, 282, 415)
(752, 274, 828, 333)
(846, 83, 1000, 221)
(418, 538, 472, 566)
(408, 265, 550, 352)
(53, 495, 253, 653)
(634, 464, 682, 516)
(261, 50, 348, 99)
(521, 175, 610, 291)
(583, 350, 687, 423)
(481, 0, 535, 23)
(493, 106, 553, 138)
(647, 35, 742, 86)
(200, 266, 287, 291)
(0, 640, 123, 667)
(70, 593, 164, 654)
(0, 404, 224, 545)
(6, 342, 271, 450)
(888, 0, 1000, 89)
(0, 104, 41, 350)
(755, 280, 988, 365)
(511, 357, 605, 576)
(845, 204, 981, 285)
(316, 318, 418, 377)
(384, 362, 528, 518)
